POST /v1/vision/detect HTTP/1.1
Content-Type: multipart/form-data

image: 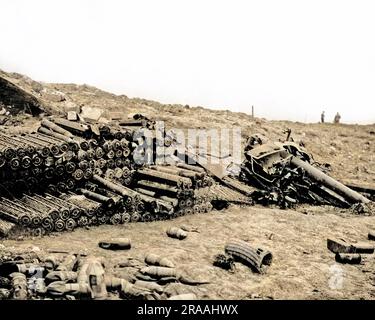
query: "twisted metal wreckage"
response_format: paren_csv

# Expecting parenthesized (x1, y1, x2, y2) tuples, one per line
(240, 132, 371, 209)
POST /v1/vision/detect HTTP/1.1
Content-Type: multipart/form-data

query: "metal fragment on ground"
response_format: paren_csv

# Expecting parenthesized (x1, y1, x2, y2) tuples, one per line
(225, 239, 273, 273)
(98, 238, 131, 250)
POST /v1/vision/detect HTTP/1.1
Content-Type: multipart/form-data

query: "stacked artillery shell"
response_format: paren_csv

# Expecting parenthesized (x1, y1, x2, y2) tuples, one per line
(0, 193, 84, 234)
(42, 118, 137, 185)
(0, 127, 82, 195)
(0, 114, 219, 237)
(134, 164, 214, 219)
(90, 175, 145, 223)
(59, 192, 104, 227)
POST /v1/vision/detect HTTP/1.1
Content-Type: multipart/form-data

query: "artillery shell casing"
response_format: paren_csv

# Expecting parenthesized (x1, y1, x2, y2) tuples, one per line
(166, 227, 187, 240)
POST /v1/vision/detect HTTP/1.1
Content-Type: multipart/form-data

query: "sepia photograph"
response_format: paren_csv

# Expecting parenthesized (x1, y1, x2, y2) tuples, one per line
(0, 0, 374, 315)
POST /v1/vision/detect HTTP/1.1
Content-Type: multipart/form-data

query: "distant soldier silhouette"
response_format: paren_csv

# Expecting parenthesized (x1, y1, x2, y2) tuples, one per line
(321, 111, 325, 123)
(334, 112, 341, 124)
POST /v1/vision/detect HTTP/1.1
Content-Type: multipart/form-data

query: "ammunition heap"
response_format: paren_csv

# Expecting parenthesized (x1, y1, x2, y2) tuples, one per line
(133, 163, 215, 220)
(0, 116, 216, 238)
(0, 249, 204, 300)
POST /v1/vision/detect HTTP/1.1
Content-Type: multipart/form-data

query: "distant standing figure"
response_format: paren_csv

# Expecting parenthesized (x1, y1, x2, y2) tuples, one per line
(321, 111, 325, 123)
(334, 112, 341, 124)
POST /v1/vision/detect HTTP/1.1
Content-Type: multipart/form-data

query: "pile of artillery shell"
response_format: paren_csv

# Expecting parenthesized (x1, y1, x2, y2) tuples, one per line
(0, 117, 139, 235)
(134, 164, 214, 220)
(0, 116, 218, 237)
(0, 250, 203, 300)
(0, 117, 136, 195)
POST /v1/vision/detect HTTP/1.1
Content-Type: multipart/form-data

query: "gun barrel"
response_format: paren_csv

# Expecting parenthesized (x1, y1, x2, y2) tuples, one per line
(290, 156, 370, 204)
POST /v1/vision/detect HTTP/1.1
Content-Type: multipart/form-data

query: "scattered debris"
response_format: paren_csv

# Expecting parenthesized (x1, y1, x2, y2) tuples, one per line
(138, 266, 209, 285)
(327, 238, 354, 254)
(77, 256, 107, 299)
(10, 272, 28, 300)
(0, 288, 10, 300)
(133, 280, 165, 294)
(67, 111, 78, 121)
(335, 253, 362, 264)
(45, 271, 77, 283)
(166, 227, 188, 240)
(98, 238, 131, 250)
(368, 231, 375, 241)
(145, 253, 174, 268)
(213, 254, 235, 271)
(80, 106, 104, 122)
(224, 240, 273, 273)
(327, 238, 374, 254)
(116, 258, 143, 268)
(0, 244, 209, 300)
(240, 132, 370, 209)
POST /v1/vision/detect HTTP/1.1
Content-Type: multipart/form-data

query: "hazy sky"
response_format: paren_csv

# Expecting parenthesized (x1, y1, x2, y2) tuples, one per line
(1, 0, 374, 124)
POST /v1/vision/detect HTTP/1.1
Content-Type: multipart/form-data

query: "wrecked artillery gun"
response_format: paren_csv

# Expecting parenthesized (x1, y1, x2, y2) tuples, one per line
(240, 133, 370, 208)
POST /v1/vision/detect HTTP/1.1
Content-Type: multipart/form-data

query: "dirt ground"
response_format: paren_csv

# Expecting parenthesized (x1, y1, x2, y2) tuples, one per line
(2, 204, 375, 300)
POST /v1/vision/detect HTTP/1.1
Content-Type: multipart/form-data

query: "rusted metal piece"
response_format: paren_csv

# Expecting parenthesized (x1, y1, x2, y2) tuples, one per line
(176, 162, 205, 173)
(77, 256, 108, 299)
(221, 176, 256, 197)
(41, 119, 74, 138)
(119, 120, 148, 127)
(10, 272, 28, 300)
(53, 118, 90, 134)
(139, 266, 209, 285)
(225, 239, 273, 273)
(335, 253, 361, 264)
(327, 238, 374, 254)
(184, 149, 228, 180)
(166, 227, 188, 240)
(92, 174, 135, 199)
(150, 165, 203, 180)
(289, 156, 370, 204)
(134, 280, 164, 294)
(37, 127, 74, 144)
(145, 253, 174, 268)
(135, 188, 156, 197)
(159, 196, 179, 207)
(137, 180, 181, 195)
(98, 238, 131, 250)
(56, 254, 77, 272)
(45, 271, 78, 283)
(213, 254, 235, 270)
(77, 189, 115, 207)
(119, 279, 155, 299)
(138, 168, 192, 189)
(46, 281, 91, 297)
